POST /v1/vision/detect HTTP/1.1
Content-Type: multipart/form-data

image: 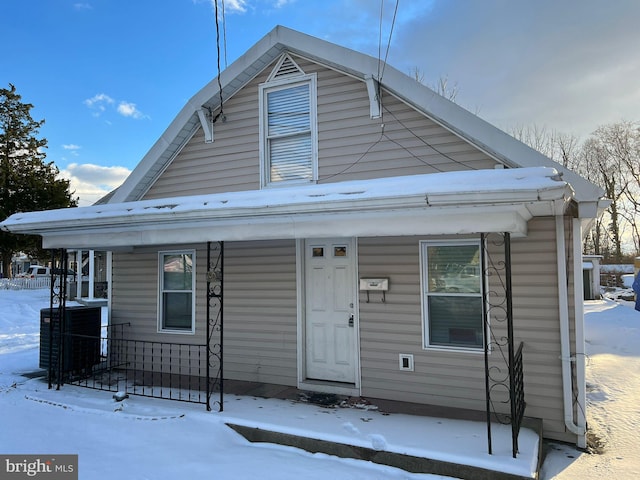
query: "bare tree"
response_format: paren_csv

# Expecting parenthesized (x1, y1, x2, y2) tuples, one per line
(580, 129, 632, 262)
(410, 67, 459, 102)
(510, 124, 580, 168)
(606, 121, 640, 253)
(513, 120, 640, 259)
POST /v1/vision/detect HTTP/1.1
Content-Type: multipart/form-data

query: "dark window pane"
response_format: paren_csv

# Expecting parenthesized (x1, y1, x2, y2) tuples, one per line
(334, 246, 347, 257)
(428, 296, 483, 348)
(162, 292, 192, 330)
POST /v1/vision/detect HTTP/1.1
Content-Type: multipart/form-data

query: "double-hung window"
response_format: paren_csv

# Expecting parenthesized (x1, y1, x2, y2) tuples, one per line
(158, 251, 195, 333)
(420, 240, 484, 350)
(259, 74, 317, 187)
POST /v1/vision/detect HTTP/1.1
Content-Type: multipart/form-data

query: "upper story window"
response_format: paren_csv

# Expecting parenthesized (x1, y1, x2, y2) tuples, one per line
(420, 240, 485, 351)
(259, 54, 317, 188)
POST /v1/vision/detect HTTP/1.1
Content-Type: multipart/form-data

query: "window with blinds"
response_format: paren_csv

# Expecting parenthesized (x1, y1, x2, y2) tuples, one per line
(260, 74, 317, 187)
(420, 240, 485, 351)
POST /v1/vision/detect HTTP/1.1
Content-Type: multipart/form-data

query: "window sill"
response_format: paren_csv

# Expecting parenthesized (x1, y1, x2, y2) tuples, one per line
(423, 344, 485, 355)
(157, 328, 195, 335)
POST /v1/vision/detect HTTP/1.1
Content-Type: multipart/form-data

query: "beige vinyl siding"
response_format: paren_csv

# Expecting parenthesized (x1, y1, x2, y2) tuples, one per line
(111, 244, 206, 345)
(111, 240, 298, 385)
(143, 54, 498, 200)
(223, 240, 298, 386)
(357, 217, 574, 443)
(110, 245, 209, 377)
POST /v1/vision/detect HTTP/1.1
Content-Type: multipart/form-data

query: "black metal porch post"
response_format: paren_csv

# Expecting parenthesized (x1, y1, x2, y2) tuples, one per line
(48, 249, 68, 390)
(206, 241, 224, 412)
(504, 233, 520, 458)
(480, 234, 492, 454)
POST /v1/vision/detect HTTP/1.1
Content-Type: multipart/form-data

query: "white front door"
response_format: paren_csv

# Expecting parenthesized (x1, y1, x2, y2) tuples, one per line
(304, 238, 357, 383)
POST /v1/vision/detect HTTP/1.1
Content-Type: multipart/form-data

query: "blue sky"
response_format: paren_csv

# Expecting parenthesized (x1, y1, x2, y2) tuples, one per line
(3, 0, 639, 205)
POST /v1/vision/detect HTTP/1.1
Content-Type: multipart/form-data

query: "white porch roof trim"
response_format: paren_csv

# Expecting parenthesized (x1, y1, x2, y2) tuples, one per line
(1, 167, 574, 249)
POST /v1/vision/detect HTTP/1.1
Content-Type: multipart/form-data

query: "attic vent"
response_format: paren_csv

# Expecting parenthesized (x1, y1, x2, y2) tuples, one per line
(267, 53, 305, 81)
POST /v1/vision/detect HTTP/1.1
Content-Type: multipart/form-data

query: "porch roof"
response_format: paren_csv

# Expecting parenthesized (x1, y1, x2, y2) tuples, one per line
(1, 167, 574, 249)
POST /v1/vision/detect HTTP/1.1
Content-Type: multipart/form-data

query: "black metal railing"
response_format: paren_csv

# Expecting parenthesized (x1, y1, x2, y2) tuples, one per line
(65, 323, 213, 405)
(511, 341, 526, 452)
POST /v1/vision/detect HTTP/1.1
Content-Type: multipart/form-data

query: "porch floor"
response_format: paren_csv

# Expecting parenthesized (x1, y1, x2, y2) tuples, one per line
(220, 380, 542, 480)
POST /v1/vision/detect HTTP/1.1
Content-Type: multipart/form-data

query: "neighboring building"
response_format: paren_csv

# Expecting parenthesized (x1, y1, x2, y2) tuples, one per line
(582, 255, 603, 300)
(67, 250, 110, 306)
(0, 26, 607, 449)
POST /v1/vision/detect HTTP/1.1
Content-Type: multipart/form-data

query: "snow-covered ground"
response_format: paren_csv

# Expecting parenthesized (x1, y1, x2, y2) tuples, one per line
(1, 288, 639, 479)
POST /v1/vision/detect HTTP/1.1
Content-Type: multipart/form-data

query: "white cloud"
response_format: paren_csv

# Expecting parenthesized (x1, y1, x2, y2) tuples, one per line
(84, 94, 147, 120)
(117, 101, 145, 119)
(213, 0, 248, 13)
(273, 0, 295, 7)
(73, 3, 92, 10)
(83, 93, 115, 117)
(62, 144, 81, 157)
(60, 163, 131, 207)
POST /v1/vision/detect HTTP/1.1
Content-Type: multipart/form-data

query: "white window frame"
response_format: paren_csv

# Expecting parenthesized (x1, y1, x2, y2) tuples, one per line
(420, 239, 485, 352)
(158, 250, 196, 334)
(259, 73, 318, 188)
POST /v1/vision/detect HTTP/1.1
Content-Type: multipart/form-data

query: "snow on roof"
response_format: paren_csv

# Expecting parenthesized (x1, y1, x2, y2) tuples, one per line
(600, 264, 635, 274)
(3, 167, 568, 227)
(0, 167, 576, 249)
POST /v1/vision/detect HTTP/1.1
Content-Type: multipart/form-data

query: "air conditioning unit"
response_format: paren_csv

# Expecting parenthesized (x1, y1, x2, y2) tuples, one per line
(39, 306, 102, 373)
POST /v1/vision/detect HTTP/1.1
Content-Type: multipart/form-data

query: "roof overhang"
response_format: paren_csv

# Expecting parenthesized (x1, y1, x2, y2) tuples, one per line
(1, 168, 576, 250)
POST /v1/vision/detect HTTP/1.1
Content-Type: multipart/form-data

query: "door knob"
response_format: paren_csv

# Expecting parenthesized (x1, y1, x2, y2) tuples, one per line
(348, 314, 354, 327)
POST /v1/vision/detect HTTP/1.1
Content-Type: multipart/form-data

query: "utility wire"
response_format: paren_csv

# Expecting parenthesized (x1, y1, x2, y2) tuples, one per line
(382, 105, 473, 171)
(318, 130, 385, 182)
(377, 0, 385, 83)
(213, 0, 224, 120)
(221, 0, 228, 69)
(379, 0, 400, 83)
(319, 103, 476, 182)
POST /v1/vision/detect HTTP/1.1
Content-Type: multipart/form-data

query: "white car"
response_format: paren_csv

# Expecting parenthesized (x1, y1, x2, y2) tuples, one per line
(16, 265, 50, 278)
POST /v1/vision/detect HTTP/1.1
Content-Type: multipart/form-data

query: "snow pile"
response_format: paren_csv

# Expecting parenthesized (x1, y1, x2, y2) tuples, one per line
(541, 299, 640, 479)
(1, 289, 639, 479)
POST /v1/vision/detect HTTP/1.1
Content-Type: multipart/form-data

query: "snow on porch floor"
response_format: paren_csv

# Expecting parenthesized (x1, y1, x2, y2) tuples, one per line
(219, 393, 541, 479)
(25, 379, 540, 479)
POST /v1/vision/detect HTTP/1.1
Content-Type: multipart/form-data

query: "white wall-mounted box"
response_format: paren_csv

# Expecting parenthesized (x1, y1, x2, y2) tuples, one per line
(359, 278, 389, 291)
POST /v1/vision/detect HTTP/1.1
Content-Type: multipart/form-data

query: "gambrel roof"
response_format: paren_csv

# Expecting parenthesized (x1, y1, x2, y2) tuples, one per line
(1, 26, 606, 248)
(110, 25, 603, 215)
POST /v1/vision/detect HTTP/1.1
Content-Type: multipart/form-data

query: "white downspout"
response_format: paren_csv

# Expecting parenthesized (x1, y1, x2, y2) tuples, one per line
(76, 250, 82, 300)
(572, 218, 588, 448)
(106, 251, 112, 328)
(88, 249, 95, 300)
(555, 215, 587, 447)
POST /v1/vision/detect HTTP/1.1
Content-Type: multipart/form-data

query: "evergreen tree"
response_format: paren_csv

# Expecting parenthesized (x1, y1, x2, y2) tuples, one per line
(0, 83, 77, 277)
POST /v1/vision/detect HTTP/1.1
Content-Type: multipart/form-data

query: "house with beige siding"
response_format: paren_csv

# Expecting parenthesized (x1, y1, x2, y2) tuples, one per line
(1, 26, 605, 451)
